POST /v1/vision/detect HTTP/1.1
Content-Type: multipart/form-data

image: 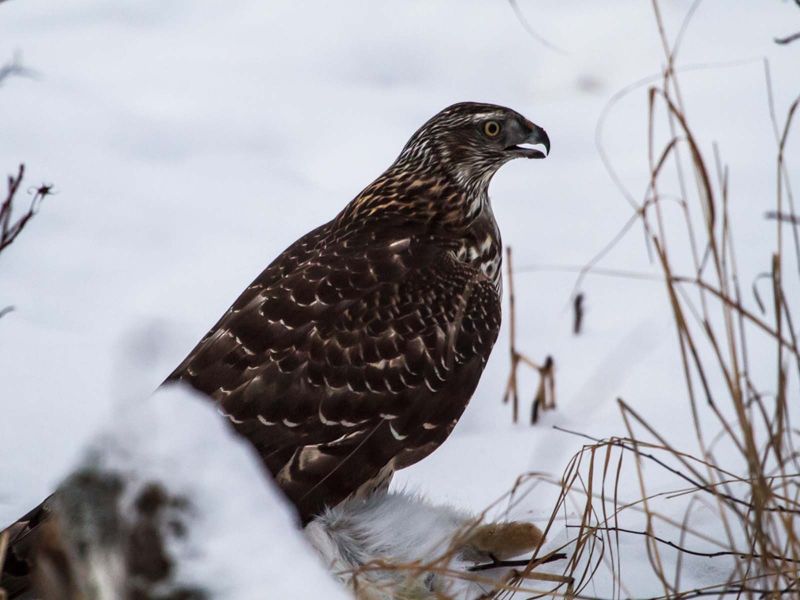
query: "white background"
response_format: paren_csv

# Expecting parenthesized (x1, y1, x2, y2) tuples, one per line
(1, 1, 798, 595)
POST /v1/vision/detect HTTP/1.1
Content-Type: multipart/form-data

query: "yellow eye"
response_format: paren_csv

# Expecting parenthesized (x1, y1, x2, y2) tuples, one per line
(483, 120, 501, 137)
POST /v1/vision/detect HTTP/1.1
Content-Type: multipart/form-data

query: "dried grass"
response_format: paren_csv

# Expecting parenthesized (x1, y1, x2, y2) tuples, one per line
(354, 1, 800, 597)
(497, 1, 800, 597)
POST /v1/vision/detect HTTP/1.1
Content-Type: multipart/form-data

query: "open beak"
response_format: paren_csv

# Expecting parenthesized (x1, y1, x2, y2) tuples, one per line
(506, 122, 550, 159)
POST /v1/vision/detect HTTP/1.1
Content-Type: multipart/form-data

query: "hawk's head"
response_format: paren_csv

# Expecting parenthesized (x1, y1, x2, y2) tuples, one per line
(398, 102, 550, 189)
(344, 102, 549, 227)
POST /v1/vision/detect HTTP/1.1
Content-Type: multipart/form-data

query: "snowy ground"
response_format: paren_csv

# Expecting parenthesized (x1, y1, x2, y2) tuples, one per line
(1, 0, 799, 597)
(57, 383, 350, 599)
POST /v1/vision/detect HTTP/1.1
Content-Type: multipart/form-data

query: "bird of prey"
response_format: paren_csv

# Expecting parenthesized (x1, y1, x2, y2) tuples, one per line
(165, 102, 549, 522)
(0, 102, 548, 598)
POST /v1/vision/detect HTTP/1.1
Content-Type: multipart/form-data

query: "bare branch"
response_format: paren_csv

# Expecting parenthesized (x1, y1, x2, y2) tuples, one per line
(1, 165, 54, 254)
(0, 52, 37, 88)
(774, 31, 800, 45)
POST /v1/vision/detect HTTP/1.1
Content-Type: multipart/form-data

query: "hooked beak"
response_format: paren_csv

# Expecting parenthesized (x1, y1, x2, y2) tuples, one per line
(506, 121, 550, 160)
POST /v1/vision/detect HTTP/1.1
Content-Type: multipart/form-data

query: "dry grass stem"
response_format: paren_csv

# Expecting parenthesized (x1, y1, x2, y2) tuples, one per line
(502, 246, 557, 425)
(493, 1, 800, 597)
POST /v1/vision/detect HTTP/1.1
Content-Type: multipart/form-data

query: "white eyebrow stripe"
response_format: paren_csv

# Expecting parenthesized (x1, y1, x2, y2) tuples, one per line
(469, 112, 503, 121)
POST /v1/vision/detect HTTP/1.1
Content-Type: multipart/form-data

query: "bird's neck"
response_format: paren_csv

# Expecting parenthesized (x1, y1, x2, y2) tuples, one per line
(335, 164, 503, 292)
(340, 161, 492, 231)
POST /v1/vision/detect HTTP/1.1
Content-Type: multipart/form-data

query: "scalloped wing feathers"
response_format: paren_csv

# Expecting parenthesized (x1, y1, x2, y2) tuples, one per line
(167, 226, 501, 521)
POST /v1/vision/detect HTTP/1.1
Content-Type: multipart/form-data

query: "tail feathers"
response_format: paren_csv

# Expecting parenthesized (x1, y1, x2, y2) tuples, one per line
(0, 498, 54, 600)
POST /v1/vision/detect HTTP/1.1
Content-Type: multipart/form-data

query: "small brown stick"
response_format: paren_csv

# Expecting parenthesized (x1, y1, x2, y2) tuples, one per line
(572, 292, 585, 335)
(516, 570, 574, 586)
(569, 522, 800, 564)
(765, 210, 800, 225)
(502, 246, 520, 422)
(467, 551, 567, 572)
(502, 247, 558, 424)
(531, 355, 556, 424)
(0, 529, 9, 600)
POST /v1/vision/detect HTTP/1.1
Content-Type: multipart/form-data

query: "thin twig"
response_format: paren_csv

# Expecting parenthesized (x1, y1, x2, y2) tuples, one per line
(468, 552, 567, 573)
(774, 31, 800, 45)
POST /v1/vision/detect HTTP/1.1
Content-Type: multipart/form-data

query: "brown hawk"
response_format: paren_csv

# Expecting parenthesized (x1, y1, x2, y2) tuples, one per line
(164, 102, 549, 522)
(0, 102, 548, 597)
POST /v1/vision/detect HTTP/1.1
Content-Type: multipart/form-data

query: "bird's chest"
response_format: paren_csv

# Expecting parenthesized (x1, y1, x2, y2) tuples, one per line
(453, 208, 503, 294)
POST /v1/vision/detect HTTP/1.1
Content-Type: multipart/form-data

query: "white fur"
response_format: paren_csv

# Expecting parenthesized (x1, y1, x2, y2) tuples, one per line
(307, 491, 516, 599)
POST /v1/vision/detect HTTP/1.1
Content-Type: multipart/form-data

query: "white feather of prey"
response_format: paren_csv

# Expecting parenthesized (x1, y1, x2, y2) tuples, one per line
(307, 491, 533, 599)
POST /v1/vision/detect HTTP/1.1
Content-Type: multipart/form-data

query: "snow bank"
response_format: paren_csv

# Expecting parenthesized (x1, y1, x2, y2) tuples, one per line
(57, 384, 349, 600)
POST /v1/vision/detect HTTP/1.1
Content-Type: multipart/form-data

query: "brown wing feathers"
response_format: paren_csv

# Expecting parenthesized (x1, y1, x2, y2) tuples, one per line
(162, 102, 545, 522)
(167, 233, 500, 522)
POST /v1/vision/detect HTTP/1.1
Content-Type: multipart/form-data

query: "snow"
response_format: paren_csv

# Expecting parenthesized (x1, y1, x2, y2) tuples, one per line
(1, 0, 799, 597)
(66, 383, 350, 600)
